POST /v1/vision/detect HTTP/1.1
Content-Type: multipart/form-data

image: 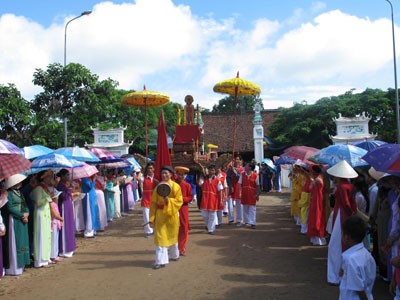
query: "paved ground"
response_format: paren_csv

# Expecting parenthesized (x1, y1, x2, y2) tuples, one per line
(0, 189, 392, 299)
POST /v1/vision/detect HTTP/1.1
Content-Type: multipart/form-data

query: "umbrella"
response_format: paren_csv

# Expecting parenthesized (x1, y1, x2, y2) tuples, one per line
(283, 146, 319, 162)
(154, 111, 172, 181)
(67, 162, 99, 179)
(275, 154, 301, 165)
(362, 143, 400, 172)
(0, 139, 23, 155)
(213, 72, 261, 156)
(121, 157, 142, 175)
(0, 154, 32, 179)
(88, 148, 117, 159)
(97, 160, 131, 169)
(88, 147, 124, 163)
(23, 145, 54, 160)
(126, 157, 141, 169)
(31, 153, 84, 169)
(122, 85, 170, 160)
(308, 144, 369, 167)
(352, 140, 387, 151)
(262, 158, 276, 171)
(55, 146, 100, 162)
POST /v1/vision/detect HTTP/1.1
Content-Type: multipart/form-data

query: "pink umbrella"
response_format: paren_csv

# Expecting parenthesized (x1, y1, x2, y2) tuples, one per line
(67, 162, 99, 179)
(89, 148, 117, 159)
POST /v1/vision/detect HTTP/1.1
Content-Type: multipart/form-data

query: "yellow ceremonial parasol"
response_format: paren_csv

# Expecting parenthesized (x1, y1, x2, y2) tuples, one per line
(122, 85, 170, 160)
(207, 143, 219, 149)
(213, 71, 261, 156)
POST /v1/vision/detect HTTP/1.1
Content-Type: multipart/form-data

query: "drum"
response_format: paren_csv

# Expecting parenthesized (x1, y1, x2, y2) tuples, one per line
(157, 182, 171, 197)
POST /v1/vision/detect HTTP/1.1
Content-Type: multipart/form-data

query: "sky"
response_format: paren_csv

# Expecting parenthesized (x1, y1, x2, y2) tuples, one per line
(0, 0, 399, 110)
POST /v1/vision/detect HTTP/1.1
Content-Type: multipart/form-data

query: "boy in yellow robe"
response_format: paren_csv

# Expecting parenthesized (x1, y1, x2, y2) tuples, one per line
(149, 165, 183, 269)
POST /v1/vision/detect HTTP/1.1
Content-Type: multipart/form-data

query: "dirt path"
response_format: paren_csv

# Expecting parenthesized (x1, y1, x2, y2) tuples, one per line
(0, 190, 392, 300)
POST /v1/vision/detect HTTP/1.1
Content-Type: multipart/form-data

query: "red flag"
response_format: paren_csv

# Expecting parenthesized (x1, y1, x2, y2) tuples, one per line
(154, 111, 172, 181)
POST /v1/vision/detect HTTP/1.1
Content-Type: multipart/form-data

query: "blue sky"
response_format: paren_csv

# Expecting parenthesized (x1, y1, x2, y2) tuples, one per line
(0, 0, 399, 109)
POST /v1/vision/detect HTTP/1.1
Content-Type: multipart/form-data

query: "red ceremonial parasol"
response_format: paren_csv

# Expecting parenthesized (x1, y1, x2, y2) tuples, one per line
(154, 111, 172, 181)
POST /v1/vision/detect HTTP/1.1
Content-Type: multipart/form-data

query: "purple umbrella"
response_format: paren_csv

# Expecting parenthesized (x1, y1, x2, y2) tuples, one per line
(0, 139, 23, 155)
(362, 143, 400, 172)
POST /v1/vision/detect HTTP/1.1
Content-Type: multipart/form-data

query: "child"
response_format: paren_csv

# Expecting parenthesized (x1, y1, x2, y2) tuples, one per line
(339, 215, 376, 300)
(239, 162, 260, 229)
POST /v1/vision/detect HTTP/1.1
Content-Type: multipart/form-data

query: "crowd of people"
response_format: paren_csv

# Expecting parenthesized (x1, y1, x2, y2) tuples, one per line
(3, 150, 395, 298)
(0, 166, 142, 276)
(288, 158, 400, 299)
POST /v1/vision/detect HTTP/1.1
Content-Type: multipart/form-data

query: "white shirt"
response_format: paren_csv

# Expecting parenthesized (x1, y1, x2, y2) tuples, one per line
(339, 242, 376, 300)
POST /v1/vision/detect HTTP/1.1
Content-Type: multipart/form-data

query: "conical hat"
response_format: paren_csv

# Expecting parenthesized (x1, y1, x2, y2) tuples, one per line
(368, 167, 386, 181)
(327, 160, 358, 179)
(4, 174, 27, 189)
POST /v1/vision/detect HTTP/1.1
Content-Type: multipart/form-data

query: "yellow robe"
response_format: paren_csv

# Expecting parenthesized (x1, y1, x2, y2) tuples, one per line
(290, 174, 304, 217)
(149, 179, 183, 247)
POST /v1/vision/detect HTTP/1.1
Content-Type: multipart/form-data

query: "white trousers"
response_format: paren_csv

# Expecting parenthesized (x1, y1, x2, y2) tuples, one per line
(327, 209, 342, 284)
(227, 197, 235, 222)
(5, 217, 24, 276)
(50, 222, 59, 259)
(155, 243, 179, 265)
(243, 205, 256, 225)
(142, 207, 153, 235)
(84, 197, 94, 238)
(235, 199, 243, 223)
(74, 198, 85, 232)
(216, 210, 223, 225)
(201, 210, 217, 232)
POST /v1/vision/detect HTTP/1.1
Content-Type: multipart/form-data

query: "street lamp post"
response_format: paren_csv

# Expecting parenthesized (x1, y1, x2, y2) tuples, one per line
(386, 0, 400, 143)
(63, 10, 92, 146)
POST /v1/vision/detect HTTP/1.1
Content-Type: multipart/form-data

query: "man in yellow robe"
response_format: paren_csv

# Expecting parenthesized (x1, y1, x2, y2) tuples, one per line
(149, 165, 183, 269)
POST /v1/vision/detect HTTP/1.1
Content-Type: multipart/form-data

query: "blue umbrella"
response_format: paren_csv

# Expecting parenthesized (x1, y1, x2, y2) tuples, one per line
(275, 154, 298, 165)
(262, 158, 276, 171)
(55, 146, 100, 162)
(308, 144, 369, 167)
(23, 145, 54, 160)
(352, 140, 387, 151)
(31, 153, 84, 169)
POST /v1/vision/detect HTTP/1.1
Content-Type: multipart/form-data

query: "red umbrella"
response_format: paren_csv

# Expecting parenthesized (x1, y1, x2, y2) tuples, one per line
(154, 111, 172, 181)
(284, 146, 319, 162)
(0, 154, 32, 179)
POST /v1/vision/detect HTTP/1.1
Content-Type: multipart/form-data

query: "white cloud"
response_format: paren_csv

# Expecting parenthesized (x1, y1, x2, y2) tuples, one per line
(0, 0, 397, 111)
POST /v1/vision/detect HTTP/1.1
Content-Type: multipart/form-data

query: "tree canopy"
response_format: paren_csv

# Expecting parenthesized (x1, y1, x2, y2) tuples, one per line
(268, 88, 397, 149)
(1, 62, 398, 156)
(212, 94, 264, 113)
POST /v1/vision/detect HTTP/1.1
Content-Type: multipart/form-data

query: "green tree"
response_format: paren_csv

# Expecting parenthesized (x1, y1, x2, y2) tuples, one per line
(268, 88, 396, 149)
(212, 95, 264, 113)
(0, 84, 32, 146)
(31, 63, 119, 148)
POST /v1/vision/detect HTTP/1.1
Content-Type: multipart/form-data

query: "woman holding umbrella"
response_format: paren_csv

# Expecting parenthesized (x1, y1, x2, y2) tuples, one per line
(326, 160, 358, 285)
(3, 174, 30, 276)
(31, 170, 55, 268)
(56, 169, 76, 258)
